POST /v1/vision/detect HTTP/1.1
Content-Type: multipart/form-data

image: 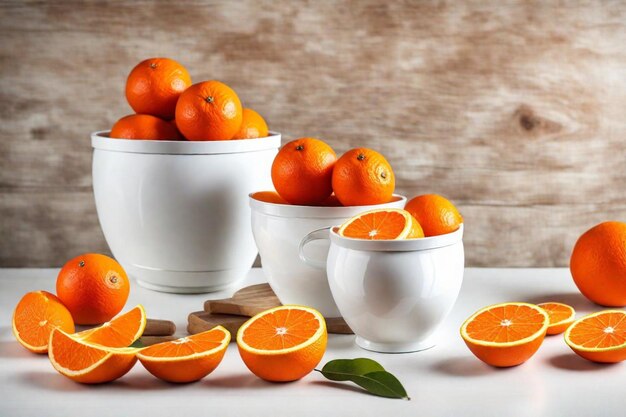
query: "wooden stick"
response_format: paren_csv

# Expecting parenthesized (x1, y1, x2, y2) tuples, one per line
(138, 335, 177, 346)
(143, 318, 176, 336)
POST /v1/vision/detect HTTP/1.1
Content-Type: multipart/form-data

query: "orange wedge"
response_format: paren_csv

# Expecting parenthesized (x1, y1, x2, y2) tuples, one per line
(237, 305, 327, 382)
(48, 328, 138, 384)
(338, 208, 424, 240)
(564, 310, 626, 363)
(77, 305, 146, 348)
(461, 302, 549, 367)
(538, 302, 576, 335)
(12, 291, 75, 354)
(137, 326, 230, 383)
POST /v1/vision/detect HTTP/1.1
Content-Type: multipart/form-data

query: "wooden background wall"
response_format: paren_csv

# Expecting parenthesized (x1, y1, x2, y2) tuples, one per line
(1, 0, 626, 267)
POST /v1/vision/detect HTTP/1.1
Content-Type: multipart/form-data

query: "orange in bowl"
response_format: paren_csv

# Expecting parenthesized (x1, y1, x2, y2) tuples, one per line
(271, 138, 337, 206)
(332, 148, 395, 206)
(125, 57, 191, 120)
(110, 114, 182, 140)
(175, 80, 243, 141)
(405, 194, 463, 237)
(233, 108, 269, 139)
(338, 208, 423, 240)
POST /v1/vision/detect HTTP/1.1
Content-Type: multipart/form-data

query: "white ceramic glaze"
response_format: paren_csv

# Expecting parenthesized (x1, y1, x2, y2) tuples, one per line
(91, 131, 280, 293)
(250, 195, 406, 317)
(302, 225, 464, 353)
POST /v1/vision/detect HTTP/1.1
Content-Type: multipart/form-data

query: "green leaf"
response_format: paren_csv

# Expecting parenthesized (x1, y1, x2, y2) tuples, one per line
(315, 358, 410, 400)
(128, 339, 144, 348)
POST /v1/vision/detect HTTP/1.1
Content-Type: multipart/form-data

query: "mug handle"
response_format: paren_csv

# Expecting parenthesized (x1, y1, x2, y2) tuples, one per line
(298, 227, 331, 270)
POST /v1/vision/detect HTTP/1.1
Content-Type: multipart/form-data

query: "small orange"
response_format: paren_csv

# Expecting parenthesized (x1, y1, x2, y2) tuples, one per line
(460, 302, 549, 367)
(110, 114, 182, 140)
(56, 254, 130, 325)
(137, 326, 230, 383)
(537, 302, 576, 335)
(332, 148, 395, 206)
(405, 194, 463, 237)
(251, 191, 288, 205)
(564, 310, 626, 363)
(271, 138, 337, 206)
(125, 57, 191, 120)
(237, 305, 327, 382)
(175, 80, 243, 141)
(48, 328, 138, 384)
(12, 291, 75, 354)
(338, 208, 424, 239)
(233, 108, 269, 139)
(570, 221, 626, 307)
(78, 305, 146, 348)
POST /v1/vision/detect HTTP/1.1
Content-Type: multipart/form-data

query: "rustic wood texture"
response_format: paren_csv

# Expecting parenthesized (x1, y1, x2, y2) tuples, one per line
(204, 283, 281, 316)
(2, 1, 626, 267)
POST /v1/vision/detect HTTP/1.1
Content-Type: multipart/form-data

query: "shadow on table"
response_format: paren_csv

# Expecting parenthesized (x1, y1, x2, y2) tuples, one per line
(202, 373, 276, 389)
(524, 292, 595, 312)
(309, 380, 365, 395)
(0, 339, 37, 358)
(548, 353, 612, 372)
(430, 356, 502, 377)
(18, 370, 89, 392)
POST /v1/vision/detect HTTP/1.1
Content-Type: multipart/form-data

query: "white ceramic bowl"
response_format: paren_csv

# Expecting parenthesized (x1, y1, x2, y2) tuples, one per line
(250, 194, 407, 317)
(302, 225, 464, 353)
(91, 131, 280, 293)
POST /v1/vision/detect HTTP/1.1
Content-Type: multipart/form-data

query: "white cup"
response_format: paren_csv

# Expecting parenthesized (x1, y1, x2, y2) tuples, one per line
(300, 225, 464, 353)
(91, 131, 280, 293)
(250, 194, 406, 317)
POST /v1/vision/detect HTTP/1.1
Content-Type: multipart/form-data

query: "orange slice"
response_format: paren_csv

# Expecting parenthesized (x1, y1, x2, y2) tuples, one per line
(77, 305, 146, 348)
(237, 305, 327, 382)
(538, 302, 576, 335)
(137, 326, 230, 383)
(338, 208, 424, 240)
(460, 302, 549, 367)
(12, 291, 75, 354)
(48, 328, 138, 384)
(564, 310, 626, 363)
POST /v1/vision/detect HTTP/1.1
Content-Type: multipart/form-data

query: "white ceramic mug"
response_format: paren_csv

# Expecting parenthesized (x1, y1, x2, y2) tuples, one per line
(92, 131, 280, 293)
(300, 225, 464, 353)
(250, 195, 406, 317)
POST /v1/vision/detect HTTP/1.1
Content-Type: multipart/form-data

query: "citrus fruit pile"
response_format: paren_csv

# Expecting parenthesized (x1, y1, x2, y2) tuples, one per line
(336, 194, 463, 240)
(110, 58, 269, 141)
(461, 300, 626, 366)
(12, 253, 130, 353)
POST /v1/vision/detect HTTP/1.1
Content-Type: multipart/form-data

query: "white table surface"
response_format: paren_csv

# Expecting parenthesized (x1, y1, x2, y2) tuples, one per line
(1, 267, 624, 417)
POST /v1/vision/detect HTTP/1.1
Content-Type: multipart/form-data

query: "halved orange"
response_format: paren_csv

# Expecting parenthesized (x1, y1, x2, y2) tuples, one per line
(461, 302, 549, 367)
(564, 310, 626, 363)
(137, 326, 230, 383)
(48, 328, 138, 384)
(237, 305, 327, 382)
(12, 291, 75, 354)
(538, 302, 576, 335)
(77, 305, 146, 348)
(338, 208, 424, 240)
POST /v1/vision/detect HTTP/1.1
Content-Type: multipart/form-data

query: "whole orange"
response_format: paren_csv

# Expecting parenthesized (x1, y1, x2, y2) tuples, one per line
(405, 194, 463, 237)
(271, 138, 337, 205)
(331, 148, 395, 206)
(175, 80, 243, 141)
(233, 108, 269, 139)
(56, 254, 130, 325)
(110, 114, 182, 140)
(125, 58, 191, 120)
(570, 221, 626, 307)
